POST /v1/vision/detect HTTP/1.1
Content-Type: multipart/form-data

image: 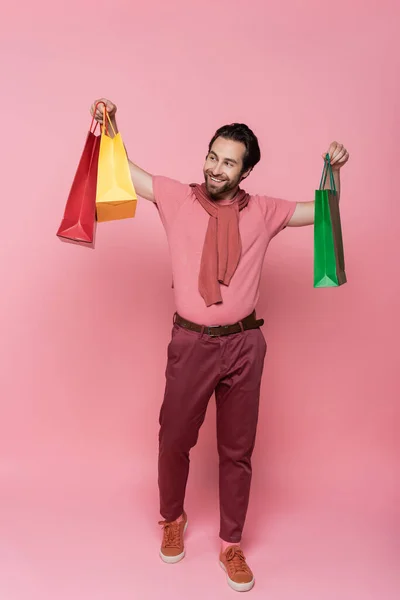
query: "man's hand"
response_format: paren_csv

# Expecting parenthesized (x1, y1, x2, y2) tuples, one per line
(90, 98, 117, 124)
(88, 97, 155, 202)
(288, 141, 349, 227)
(323, 141, 349, 171)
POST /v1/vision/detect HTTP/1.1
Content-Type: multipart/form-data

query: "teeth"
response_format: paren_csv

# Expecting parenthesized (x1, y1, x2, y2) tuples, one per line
(210, 176, 223, 182)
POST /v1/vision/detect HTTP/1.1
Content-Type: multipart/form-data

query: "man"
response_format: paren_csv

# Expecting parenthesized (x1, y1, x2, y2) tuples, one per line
(91, 98, 349, 592)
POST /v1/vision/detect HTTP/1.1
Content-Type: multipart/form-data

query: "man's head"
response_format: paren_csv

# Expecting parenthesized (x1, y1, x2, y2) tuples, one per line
(203, 123, 261, 200)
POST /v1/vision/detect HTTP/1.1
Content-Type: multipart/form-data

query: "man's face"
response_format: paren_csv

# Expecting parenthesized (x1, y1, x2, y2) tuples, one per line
(203, 137, 250, 200)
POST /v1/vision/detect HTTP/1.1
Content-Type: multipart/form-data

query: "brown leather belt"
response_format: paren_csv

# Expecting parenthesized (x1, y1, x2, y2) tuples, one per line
(174, 311, 264, 337)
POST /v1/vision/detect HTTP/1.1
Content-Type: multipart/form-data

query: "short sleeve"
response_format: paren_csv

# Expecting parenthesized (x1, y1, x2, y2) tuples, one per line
(254, 195, 297, 238)
(152, 175, 190, 231)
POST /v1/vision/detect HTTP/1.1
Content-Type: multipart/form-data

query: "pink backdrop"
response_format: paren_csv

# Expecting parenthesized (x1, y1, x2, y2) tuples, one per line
(1, 1, 398, 598)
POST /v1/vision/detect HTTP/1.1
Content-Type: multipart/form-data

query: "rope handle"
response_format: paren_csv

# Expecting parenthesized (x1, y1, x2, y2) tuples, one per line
(89, 100, 104, 134)
(101, 104, 117, 137)
(88, 101, 117, 137)
(319, 154, 337, 193)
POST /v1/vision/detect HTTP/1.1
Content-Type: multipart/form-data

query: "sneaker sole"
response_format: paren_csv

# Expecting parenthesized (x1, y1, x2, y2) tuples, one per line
(219, 560, 255, 592)
(160, 520, 188, 564)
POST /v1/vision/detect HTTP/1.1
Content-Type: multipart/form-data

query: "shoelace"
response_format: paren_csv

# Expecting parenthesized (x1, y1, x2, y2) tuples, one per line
(225, 546, 251, 574)
(158, 520, 181, 549)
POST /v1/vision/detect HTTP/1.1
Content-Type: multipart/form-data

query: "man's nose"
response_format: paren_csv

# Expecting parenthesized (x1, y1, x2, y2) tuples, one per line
(212, 162, 223, 175)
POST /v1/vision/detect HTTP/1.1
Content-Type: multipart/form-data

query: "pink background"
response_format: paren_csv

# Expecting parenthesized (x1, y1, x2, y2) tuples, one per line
(1, 1, 399, 598)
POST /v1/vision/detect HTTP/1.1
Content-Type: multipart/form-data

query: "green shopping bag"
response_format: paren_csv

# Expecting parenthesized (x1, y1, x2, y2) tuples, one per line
(314, 155, 347, 288)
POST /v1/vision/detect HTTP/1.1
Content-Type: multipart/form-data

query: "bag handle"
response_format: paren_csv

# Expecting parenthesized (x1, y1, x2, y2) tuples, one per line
(88, 101, 117, 136)
(319, 153, 336, 193)
(101, 104, 117, 137)
(89, 100, 106, 134)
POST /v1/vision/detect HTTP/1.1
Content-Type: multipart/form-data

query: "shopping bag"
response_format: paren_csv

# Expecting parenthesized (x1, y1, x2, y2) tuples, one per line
(95, 107, 137, 222)
(56, 109, 101, 245)
(314, 155, 347, 287)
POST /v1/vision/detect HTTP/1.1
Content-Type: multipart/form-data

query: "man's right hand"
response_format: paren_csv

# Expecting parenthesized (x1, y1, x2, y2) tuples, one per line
(90, 98, 117, 123)
(89, 96, 155, 202)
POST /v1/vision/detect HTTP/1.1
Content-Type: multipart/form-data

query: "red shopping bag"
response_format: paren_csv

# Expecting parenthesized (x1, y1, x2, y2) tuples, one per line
(56, 106, 102, 245)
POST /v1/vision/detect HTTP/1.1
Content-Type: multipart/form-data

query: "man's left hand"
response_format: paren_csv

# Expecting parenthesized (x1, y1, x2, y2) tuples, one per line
(323, 142, 349, 171)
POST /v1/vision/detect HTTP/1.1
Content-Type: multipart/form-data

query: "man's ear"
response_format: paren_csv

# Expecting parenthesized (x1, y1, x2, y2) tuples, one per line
(240, 167, 253, 182)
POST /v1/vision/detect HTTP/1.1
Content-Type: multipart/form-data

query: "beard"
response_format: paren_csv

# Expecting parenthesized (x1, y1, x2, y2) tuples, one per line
(203, 171, 241, 200)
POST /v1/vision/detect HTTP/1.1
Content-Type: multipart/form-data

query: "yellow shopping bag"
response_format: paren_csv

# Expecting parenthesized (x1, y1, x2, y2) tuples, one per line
(96, 106, 137, 222)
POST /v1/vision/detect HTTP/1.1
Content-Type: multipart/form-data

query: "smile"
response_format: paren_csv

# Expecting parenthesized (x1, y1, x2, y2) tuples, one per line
(209, 176, 225, 183)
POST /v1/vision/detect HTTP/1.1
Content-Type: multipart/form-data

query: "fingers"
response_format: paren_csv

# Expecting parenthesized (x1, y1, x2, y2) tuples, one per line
(90, 98, 116, 122)
(331, 148, 346, 165)
(90, 100, 104, 122)
(323, 142, 349, 166)
(329, 142, 342, 163)
(337, 150, 349, 165)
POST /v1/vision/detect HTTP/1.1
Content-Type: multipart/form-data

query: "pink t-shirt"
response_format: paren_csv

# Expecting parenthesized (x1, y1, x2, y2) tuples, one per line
(153, 176, 296, 326)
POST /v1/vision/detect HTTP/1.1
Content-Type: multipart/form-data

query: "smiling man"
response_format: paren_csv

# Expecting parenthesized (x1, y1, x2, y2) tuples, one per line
(91, 98, 349, 593)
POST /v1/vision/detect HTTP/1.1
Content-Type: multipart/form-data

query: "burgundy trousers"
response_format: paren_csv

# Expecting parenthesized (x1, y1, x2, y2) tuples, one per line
(158, 320, 267, 543)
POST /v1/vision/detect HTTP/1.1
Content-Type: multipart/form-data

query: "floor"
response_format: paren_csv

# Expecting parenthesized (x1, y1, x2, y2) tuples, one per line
(0, 460, 398, 600)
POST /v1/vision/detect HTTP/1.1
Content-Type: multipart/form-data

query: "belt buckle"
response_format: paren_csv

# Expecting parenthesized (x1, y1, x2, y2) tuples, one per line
(209, 325, 232, 337)
(207, 326, 219, 337)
